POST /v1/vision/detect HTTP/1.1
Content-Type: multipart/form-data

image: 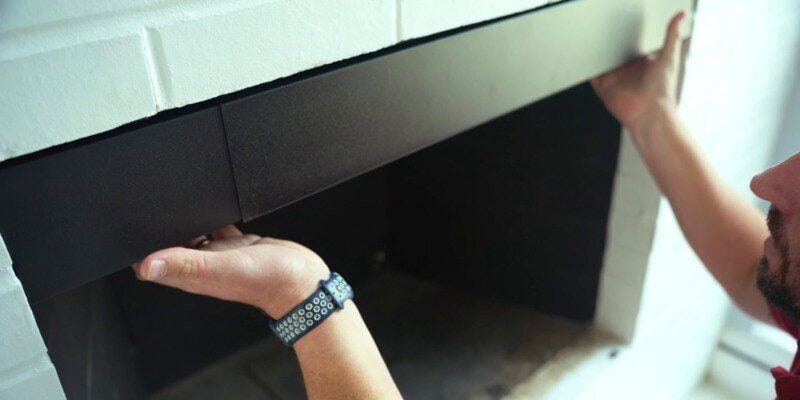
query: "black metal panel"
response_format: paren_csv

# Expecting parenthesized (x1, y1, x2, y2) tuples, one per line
(221, 0, 626, 221)
(0, 107, 240, 302)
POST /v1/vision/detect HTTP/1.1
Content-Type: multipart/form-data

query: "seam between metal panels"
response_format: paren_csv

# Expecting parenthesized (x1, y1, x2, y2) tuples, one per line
(217, 105, 245, 223)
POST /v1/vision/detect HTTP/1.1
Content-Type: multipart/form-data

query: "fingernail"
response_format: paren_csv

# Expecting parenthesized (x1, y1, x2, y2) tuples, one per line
(148, 259, 166, 280)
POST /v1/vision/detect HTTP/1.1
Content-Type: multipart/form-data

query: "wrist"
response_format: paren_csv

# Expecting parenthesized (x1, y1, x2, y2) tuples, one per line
(258, 266, 331, 319)
(293, 301, 360, 352)
(630, 99, 677, 134)
(628, 100, 681, 151)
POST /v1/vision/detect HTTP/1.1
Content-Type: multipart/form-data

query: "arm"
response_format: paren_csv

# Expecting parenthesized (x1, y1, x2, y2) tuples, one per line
(591, 12, 772, 323)
(132, 226, 402, 399)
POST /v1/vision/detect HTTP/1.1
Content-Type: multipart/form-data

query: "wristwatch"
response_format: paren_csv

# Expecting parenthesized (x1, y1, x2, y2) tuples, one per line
(269, 272, 354, 346)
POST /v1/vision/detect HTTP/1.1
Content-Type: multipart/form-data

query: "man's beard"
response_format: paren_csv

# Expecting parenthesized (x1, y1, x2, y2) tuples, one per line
(756, 207, 800, 324)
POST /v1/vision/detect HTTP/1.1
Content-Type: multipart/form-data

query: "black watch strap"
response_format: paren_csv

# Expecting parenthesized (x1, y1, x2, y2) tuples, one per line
(269, 272, 354, 346)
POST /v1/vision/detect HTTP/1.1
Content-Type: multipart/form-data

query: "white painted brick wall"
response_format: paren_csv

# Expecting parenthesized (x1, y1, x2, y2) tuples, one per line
(593, 129, 662, 342)
(0, 0, 162, 33)
(0, 236, 65, 400)
(153, 0, 396, 109)
(0, 35, 155, 160)
(398, 0, 552, 40)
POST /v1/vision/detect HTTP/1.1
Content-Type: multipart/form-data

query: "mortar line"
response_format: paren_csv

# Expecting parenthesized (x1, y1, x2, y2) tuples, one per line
(140, 27, 170, 111)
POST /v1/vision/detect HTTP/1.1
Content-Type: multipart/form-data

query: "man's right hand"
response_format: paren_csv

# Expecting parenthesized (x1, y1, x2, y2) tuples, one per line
(591, 11, 686, 134)
(133, 226, 403, 399)
(132, 225, 330, 319)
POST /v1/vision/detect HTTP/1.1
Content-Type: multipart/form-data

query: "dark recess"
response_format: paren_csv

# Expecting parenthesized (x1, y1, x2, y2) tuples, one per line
(389, 83, 620, 319)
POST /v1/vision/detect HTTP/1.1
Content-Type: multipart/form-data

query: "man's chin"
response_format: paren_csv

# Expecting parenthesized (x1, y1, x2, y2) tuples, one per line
(757, 257, 800, 325)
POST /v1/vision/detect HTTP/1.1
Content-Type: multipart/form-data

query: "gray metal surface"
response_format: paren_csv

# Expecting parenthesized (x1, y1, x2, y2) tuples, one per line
(221, 0, 690, 220)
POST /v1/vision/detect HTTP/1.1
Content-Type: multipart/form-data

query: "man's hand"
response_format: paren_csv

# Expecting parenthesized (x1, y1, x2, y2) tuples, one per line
(591, 11, 686, 133)
(132, 225, 329, 319)
(132, 226, 403, 399)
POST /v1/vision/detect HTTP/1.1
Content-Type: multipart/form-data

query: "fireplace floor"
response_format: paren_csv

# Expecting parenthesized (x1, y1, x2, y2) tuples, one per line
(152, 271, 589, 400)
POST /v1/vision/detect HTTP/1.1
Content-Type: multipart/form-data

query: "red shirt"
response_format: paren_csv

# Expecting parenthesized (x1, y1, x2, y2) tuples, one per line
(770, 306, 800, 399)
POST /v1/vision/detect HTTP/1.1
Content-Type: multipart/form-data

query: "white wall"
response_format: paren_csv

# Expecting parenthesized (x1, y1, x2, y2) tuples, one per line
(583, 0, 800, 398)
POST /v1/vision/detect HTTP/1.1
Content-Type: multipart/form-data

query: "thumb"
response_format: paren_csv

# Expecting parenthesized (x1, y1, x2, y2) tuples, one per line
(138, 246, 222, 282)
(658, 11, 686, 66)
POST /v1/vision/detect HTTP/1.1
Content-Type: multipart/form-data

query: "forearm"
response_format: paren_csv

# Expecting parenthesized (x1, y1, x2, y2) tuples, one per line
(294, 302, 402, 400)
(631, 104, 770, 319)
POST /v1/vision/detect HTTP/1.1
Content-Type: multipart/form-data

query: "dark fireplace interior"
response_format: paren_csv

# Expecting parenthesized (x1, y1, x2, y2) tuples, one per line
(30, 83, 620, 399)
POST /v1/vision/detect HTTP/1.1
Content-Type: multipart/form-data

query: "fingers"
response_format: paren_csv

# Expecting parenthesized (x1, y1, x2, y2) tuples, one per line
(185, 224, 242, 247)
(659, 11, 686, 66)
(211, 225, 243, 240)
(185, 235, 210, 248)
(200, 234, 261, 251)
(590, 57, 646, 93)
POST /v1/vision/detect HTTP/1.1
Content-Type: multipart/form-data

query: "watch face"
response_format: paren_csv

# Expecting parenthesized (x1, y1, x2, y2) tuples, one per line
(323, 273, 353, 308)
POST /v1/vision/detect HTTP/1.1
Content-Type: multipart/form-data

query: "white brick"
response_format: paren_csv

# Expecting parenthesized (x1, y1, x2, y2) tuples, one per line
(605, 174, 660, 255)
(398, 0, 552, 40)
(601, 243, 650, 289)
(0, 279, 48, 372)
(0, 0, 160, 33)
(0, 35, 155, 161)
(595, 294, 639, 342)
(615, 132, 651, 180)
(599, 274, 643, 312)
(595, 248, 648, 342)
(0, 357, 65, 400)
(153, 0, 397, 109)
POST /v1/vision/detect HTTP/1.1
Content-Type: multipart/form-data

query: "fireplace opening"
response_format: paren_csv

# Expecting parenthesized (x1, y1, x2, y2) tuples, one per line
(31, 82, 620, 399)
